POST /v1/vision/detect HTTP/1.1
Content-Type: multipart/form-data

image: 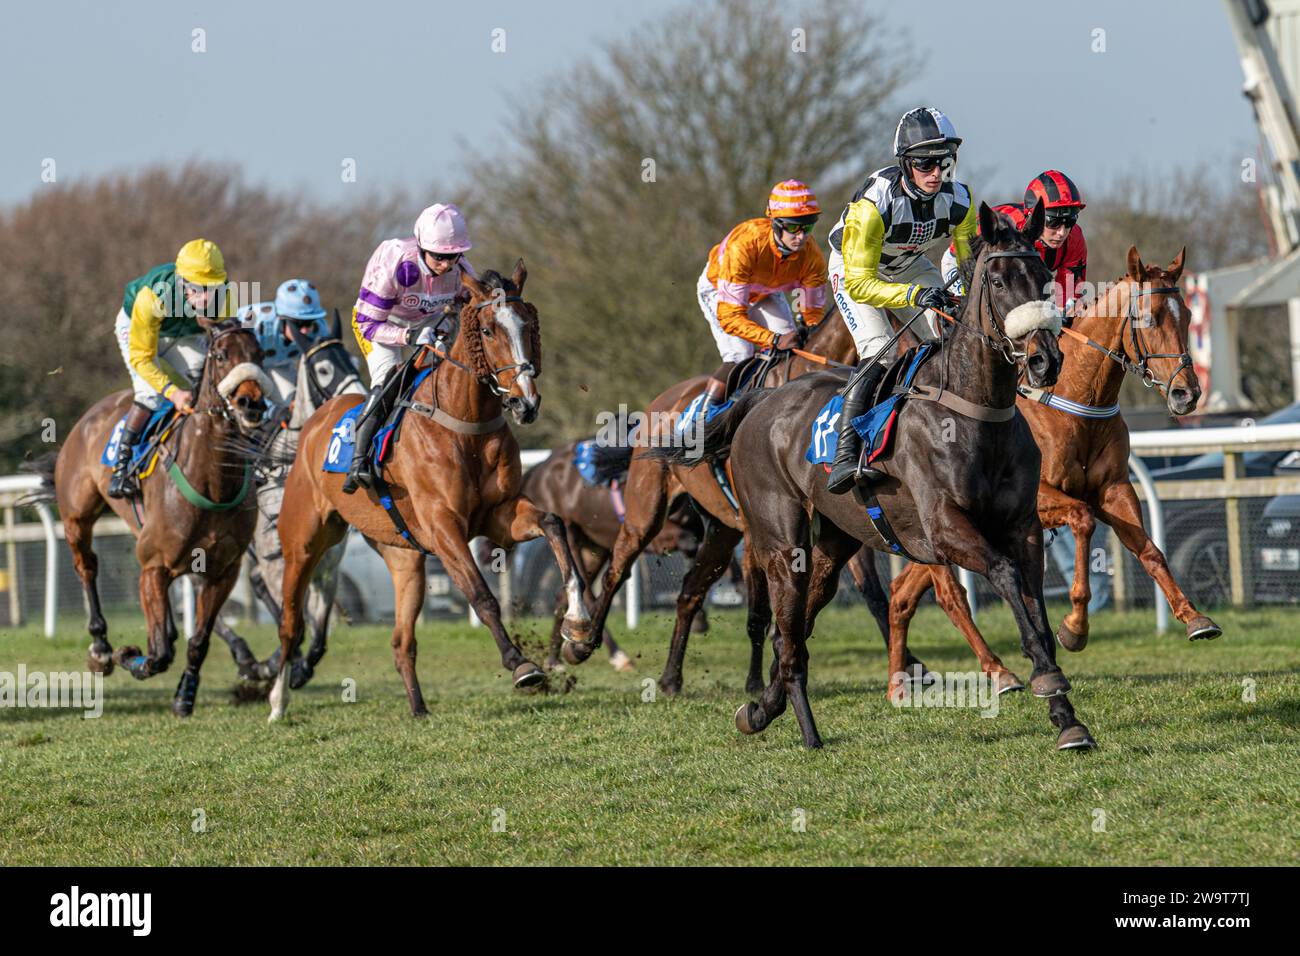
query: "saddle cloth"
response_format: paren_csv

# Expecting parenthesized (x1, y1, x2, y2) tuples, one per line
(321, 365, 433, 473)
(100, 401, 176, 469)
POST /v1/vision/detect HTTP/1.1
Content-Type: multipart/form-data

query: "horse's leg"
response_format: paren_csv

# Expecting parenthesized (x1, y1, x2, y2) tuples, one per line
(1095, 480, 1221, 641)
(269, 494, 342, 722)
(579, 545, 633, 671)
(64, 509, 114, 675)
(735, 552, 790, 735)
(742, 546, 771, 695)
(1038, 486, 1097, 652)
(434, 506, 545, 687)
(483, 496, 592, 668)
(928, 564, 1024, 695)
(579, 459, 669, 662)
(212, 618, 259, 679)
(850, 549, 930, 678)
(376, 543, 429, 717)
(295, 539, 345, 688)
(658, 520, 741, 696)
(885, 562, 941, 700)
(1000, 519, 1095, 750)
(172, 567, 240, 717)
(116, 566, 174, 680)
(770, 547, 820, 748)
(545, 582, 568, 671)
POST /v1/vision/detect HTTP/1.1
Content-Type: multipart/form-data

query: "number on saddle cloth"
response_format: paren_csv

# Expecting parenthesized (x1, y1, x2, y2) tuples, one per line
(99, 401, 176, 470)
(805, 343, 936, 467)
(320, 364, 434, 474)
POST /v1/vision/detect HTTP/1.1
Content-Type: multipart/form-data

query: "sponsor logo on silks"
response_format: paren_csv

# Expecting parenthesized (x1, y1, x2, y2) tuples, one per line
(806, 394, 843, 465)
(834, 288, 857, 330)
(0, 666, 103, 718)
(49, 886, 151, 936)
(400, 292, 453, 312)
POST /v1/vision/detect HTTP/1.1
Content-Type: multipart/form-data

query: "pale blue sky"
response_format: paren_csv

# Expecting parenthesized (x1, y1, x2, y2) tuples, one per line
(0, 0, 1262, 208)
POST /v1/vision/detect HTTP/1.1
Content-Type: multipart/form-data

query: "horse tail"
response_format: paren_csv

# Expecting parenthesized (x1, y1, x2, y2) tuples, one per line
(646, 388, 776, 467)
(16, 451, 58, 506)
(588, 442, 634, 484)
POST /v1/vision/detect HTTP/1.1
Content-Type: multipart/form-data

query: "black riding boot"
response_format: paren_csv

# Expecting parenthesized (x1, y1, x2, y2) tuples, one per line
(107, 402, 152, 499)
(341, 385, 387, 494)
(826, 361, 887, 495)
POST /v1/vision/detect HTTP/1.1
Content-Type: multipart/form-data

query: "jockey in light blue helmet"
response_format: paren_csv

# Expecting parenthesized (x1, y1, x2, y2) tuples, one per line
(238, 279, 330, 368)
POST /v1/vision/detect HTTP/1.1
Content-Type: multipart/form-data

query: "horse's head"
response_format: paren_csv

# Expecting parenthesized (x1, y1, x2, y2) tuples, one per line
(286, 309, 365, 413)
(458, 261, 542, 425)
(1121, 246, 1199, 416)
(196, 316, 272, 433)
(971, 200, 1064, 388)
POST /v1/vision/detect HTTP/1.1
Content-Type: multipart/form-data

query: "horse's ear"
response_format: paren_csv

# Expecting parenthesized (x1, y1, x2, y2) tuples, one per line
(511, 258, 527, 295)
(331, 307, 342, 340)
(286, 320, 310, 352)
(1126, 246, 1144, 280)
(1167, 247, 1186, 282)
(461, 269, 488, 299)
(978, 202, 999, 243)
(1023, 198, 1045, 244)
(196, 315, 223, 333)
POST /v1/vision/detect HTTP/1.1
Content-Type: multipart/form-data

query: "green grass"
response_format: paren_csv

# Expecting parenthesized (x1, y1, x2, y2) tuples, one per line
(1, 604, 1296, 865)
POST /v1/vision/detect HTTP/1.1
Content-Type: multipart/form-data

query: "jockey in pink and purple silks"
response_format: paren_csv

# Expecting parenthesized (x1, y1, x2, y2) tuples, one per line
(342, 203, 475, 493)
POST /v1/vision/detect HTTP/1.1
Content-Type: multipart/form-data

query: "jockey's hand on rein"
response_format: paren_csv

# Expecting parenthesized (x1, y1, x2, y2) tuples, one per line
(915, 286, 957, 315)
(772, 330, 802, 351)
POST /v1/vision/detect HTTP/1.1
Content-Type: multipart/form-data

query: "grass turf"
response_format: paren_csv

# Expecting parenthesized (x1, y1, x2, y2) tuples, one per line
(1, 604, 1296, 865)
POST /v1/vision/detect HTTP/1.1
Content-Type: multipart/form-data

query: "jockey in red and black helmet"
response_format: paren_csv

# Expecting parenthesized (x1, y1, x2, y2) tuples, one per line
(942, 169, 1087, 312)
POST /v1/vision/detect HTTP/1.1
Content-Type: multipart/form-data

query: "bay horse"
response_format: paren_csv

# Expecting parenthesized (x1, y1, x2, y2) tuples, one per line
(561, 306, 865, 696)
(521, 438, 720, 671)
(213, 310, 366, 685)
(45, 317, 272, 716)
(879, 245, 1219, 686)
(267, 261, 593, 721)
(654, 203, 1093, 751)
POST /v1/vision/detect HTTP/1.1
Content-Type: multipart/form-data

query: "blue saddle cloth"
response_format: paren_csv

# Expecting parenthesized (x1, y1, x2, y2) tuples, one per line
(573, 439, 602, 485)
(806, 344, 935, 467)
(321, 366, 433, 473)
(100, 401, 175, 468)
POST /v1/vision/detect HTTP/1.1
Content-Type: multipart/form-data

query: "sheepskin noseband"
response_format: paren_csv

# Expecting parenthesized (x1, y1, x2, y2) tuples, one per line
(1003, 300, 1063, 339)
(217, 362, 273, 399)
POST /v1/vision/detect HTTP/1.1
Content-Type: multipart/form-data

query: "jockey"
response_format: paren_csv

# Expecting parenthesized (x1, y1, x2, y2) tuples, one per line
(696, 180, 828, 420)
(342, 203, 474, 493)
(825, 107, 974, 494)
(941, 169, 1087, 310)
(239, 279, 331, 403)
(108, 239, 234, 499)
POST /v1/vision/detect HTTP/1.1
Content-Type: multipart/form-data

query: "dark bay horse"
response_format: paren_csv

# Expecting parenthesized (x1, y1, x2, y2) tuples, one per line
(267, 262, 593, 720)
(213, 310, 366, 685)
(45, 317, 272, 716)
(655, 203, 1093, 751)
(880, 245, 1219, 684)
(521, 438, 720, 671)
(562, 308, 861, 696)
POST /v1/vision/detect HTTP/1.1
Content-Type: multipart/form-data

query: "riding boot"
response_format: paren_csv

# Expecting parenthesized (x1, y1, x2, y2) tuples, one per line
(107, 402, 153, 499)
(826, 360, 887, 495)
(341, 385, 388, 494)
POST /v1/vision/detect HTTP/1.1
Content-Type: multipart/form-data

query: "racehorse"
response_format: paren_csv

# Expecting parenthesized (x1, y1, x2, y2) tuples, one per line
(212, 309, 366, 686)
(520, 438, 723, 671)
(266, 261, 593, 720)
(877, 245, 1219, 685)
(562, 305, 863, 696)
(42, 317, 272, 716)
(654, 203, 1094, 751)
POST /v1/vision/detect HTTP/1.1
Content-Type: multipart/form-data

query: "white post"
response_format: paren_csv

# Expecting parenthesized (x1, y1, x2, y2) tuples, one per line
(35, 502, 57, 638)
(958, 566, 977, 620)
(1128, 454, 1169, 633)
(626, 558, 640, 631)
(181, 577, 196, 639)
(1289, 298, 1300, 402)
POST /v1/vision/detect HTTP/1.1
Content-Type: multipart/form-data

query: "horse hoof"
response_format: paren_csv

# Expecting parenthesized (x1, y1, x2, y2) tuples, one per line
(608, 650, 636, 673)
(1030, 671, 1071, 698)
(1056, 621, 1089, 652)
(171, 699, 194, 718)
(289, 663, 314, 690)
(993, 671, 1025, 695)
(512, 662, 547, 689)
(87, 649, 115, 677)
(1187, 615, 1222, 641)
(1056, 724, 1096, 751)
(735, 703, 761, 735)
(903, 658, 936, 686)
(560, 640, 595, 666)
(658, 678, 682, 698)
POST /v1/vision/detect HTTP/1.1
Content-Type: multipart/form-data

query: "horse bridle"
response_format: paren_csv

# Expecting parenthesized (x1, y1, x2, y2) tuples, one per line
(427, 294, 538, 397)
(300, 337, 362, 406)
(967, 247, 1050, 364)
(198, 325, 267, 427)
(1063, 282, 1193, 397)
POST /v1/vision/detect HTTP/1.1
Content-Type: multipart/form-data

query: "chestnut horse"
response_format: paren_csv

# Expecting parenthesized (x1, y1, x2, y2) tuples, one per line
(652, 204, 1089, 750)
(43, 318, 272, 716)
(562, 307, 860, 696)
(521, 438, 723, 671)
(267, 262, 592, 720)
(881, 245, 1220, 685)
